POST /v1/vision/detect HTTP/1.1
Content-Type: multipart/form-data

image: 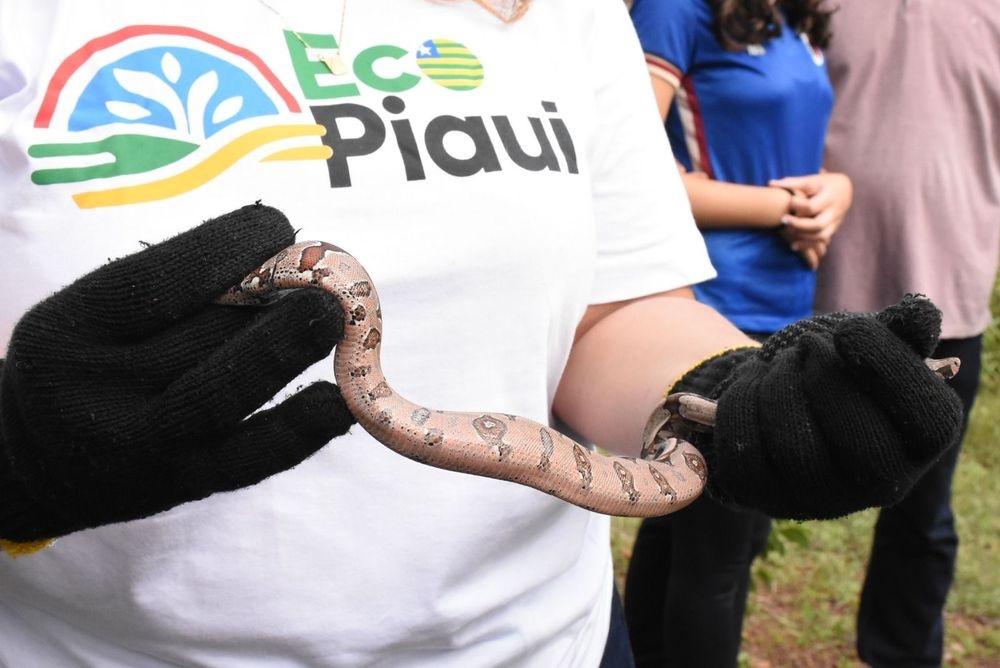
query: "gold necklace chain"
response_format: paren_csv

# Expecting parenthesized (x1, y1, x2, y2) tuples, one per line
(257, 0, 349, 75)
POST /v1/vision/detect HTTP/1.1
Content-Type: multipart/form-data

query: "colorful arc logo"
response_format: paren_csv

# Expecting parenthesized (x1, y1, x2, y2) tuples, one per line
(29, 25, 328, 209)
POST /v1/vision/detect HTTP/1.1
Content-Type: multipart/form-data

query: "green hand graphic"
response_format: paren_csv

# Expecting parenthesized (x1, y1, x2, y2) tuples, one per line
(29, 134, 198, 185)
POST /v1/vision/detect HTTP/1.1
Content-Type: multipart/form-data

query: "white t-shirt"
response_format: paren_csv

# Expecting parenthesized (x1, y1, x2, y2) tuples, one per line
(0, 1, 713, 665)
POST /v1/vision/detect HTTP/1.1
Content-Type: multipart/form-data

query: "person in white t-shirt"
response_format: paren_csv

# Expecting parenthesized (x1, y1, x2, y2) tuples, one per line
(0, 2, 963, 666)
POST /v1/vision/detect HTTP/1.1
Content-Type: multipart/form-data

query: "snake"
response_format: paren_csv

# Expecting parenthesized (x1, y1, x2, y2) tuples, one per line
(218, 240, 961, 518)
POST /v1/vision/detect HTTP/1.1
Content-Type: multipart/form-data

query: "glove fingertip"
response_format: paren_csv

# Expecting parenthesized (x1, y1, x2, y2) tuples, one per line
(289, 381, 357, 442)
(874, 294, 942, 358)
(271, 289, 346, 347)
(189, 382, 355, 496)
(189, 203, 296, 285)
(208, 202, 295, 249)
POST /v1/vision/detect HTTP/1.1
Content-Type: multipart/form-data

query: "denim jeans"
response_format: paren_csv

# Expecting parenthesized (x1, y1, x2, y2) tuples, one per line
(600, 585, 636, 668)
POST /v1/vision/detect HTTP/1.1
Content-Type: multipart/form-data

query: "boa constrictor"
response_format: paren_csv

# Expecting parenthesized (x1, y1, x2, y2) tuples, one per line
(219, 240, 714, 517)
(220, 241, 961, 518)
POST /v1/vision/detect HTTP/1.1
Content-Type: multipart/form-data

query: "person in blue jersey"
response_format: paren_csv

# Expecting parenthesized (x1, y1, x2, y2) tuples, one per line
(624, 1, 853, 666)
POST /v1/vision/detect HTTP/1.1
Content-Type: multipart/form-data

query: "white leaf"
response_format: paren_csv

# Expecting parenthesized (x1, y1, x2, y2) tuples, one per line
(186, 70, 219, 140)
(211, 95, 244, 125)
(112, 67, 187, 132)
(113, 68, 175, 104)
(105, 100, 152, 120)
(161, 52, 181, 83)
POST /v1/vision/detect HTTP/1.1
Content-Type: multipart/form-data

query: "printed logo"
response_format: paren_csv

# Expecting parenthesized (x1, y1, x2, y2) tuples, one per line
(29, 25, 578, 208)
(30, 26, 322, 209)
(415, 39, 485, 91)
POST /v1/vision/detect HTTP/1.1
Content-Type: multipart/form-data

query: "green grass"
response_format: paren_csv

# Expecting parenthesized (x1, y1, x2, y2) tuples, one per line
(612, 282, 1000, 667)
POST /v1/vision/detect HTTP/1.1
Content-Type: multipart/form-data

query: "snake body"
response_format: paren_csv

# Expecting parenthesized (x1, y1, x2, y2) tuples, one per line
(219, 241, 709, 517)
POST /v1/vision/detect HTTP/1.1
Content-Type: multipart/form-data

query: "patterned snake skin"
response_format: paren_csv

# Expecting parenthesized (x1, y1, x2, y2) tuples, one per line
(218, 241, 960, 517)
(218, 241, 712, 517)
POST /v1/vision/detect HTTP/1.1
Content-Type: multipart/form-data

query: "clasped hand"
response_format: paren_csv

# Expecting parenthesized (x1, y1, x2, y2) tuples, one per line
(772, 172, 853, 269)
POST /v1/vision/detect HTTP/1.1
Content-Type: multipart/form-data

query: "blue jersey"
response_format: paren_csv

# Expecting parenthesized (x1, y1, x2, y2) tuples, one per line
(631, 0, 834, 332)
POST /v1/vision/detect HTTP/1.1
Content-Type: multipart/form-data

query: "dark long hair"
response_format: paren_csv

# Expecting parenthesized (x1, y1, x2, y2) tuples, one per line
(707, 0, 834, 50)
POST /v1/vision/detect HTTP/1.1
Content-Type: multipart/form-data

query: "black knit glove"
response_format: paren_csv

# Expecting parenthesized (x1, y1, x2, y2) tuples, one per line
(671, 296, 964, 520)
(0, 204, 355, 543)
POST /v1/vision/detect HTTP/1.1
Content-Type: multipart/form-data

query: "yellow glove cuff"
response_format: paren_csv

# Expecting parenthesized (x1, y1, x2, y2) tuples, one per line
(0, 537, 56, 558)
(663, 343, 761, 400)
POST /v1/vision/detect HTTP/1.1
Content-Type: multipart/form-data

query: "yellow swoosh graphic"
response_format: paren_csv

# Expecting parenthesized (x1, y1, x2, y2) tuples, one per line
(73, 124, 327, 209)
(262, 145, 333, 162)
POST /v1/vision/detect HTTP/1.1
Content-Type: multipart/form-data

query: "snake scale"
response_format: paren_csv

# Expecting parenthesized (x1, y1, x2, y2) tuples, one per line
(219, 241, 960, 518)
